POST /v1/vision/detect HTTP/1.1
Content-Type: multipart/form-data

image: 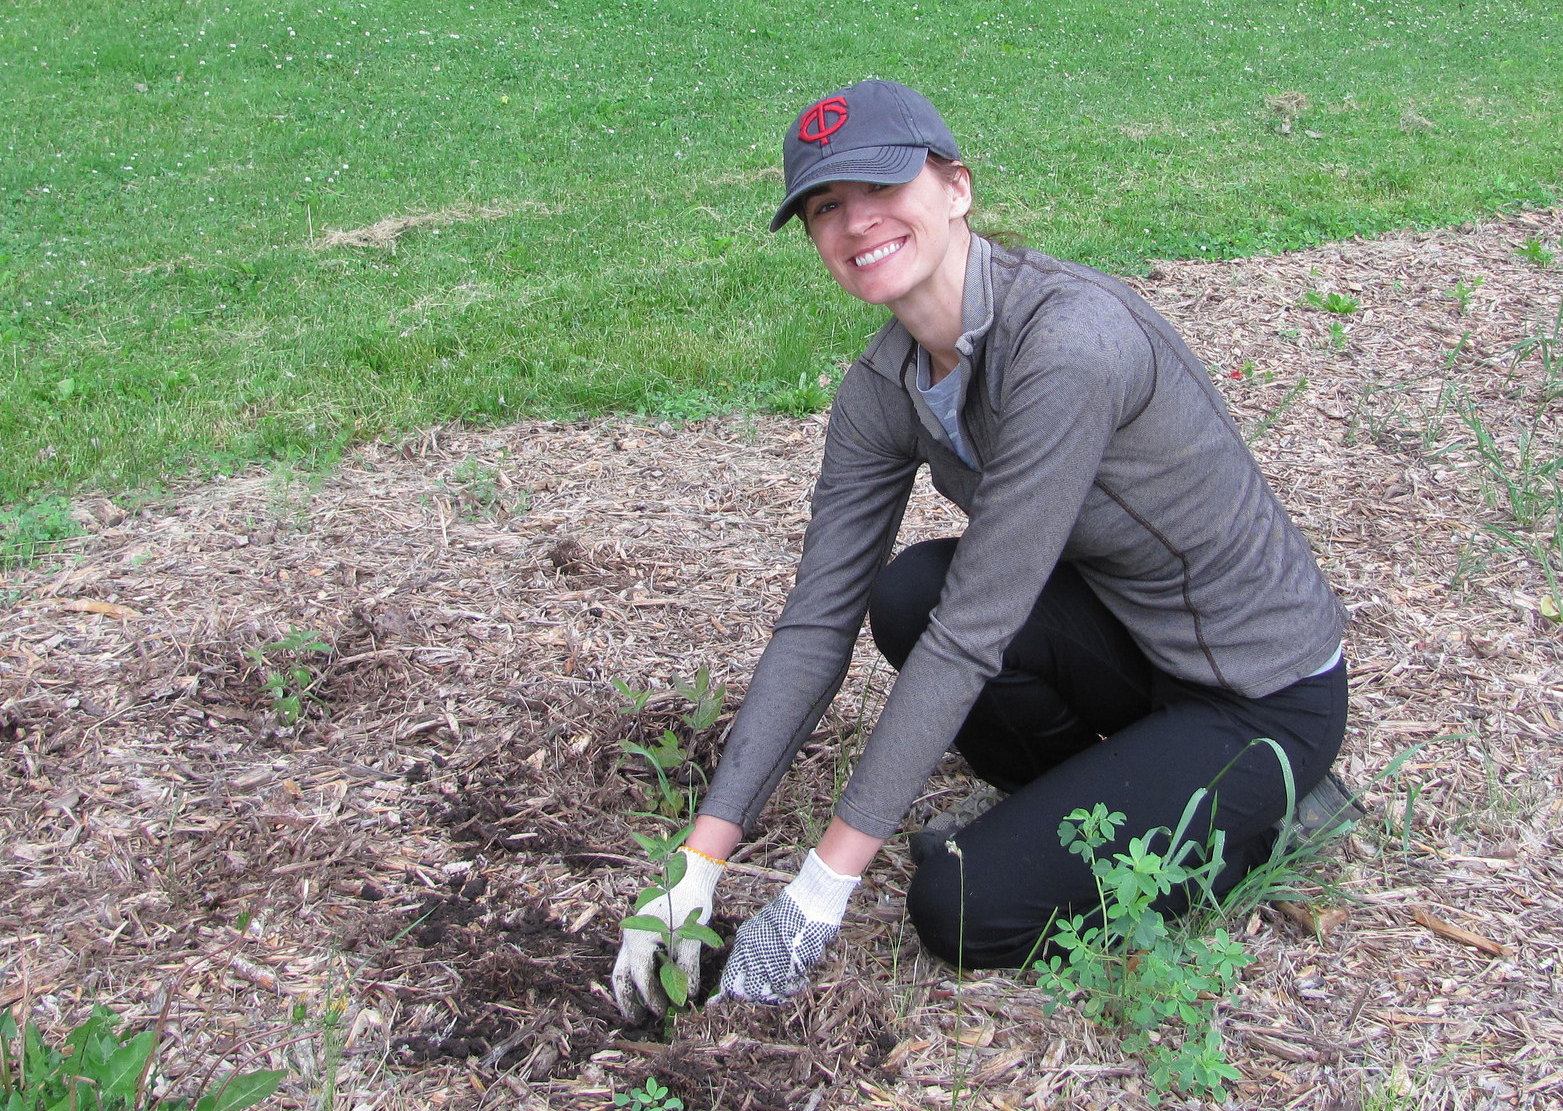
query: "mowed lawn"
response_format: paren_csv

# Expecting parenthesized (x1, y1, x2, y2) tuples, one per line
(3, 0, 1558, 510)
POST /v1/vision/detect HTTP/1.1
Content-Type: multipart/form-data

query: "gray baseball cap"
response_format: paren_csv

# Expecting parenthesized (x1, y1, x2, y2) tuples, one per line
(770, 80, 960, 232)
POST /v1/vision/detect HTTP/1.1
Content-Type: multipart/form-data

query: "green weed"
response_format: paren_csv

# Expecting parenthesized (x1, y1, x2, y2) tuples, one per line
(1449, 275, 1485, 313)
(1245, 376, 1311, 444)
(1515, 236, 1555, 268)
(765, 371, 836, 418)
(441, 454, 523, 520)
(613, 1076, 685, 1111)
(1030, 796, 1251, 1104)
(1303, 289, 1361, 315)
(1451, 392, 1561, 532)
(0, 495, 80, 567)
(243, 627, 332, 725)
(0, 1005, 284, 1111)
(614, 667, 724, 820)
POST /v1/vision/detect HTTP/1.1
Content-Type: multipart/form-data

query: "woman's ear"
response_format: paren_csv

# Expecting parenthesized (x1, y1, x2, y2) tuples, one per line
(948, 164, 974, 221)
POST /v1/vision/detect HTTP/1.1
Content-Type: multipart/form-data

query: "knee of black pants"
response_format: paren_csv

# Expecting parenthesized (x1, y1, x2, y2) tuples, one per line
(907, 851, 1045, 969)
(905, 846, 967, 966)
(869, 538, 958, 670)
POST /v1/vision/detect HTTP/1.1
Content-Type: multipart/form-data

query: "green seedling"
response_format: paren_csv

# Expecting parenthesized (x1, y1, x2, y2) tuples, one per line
(1246, 377, 1310, 444)
(1030, 793, 1253, 1105)
(617, 669, 726, 818)
(1485, 524, 1563, 624)
(616, 668, 730, 1018)
(672, 665, 726, 732)
(243, 627, 331, 725)
(1451, 390, 1561, 531)
(765, 370, 836, 417)
(621, 844, 725, 1014)
(0, 1005, 285, 1111)
(614, 1076, 685, 1111)
(620, 731, 692, 819)
(1302, 289, 1360, 315)
(440, 454, 524, 519)
(0, 495, 80, 568)
(1449, 275, 1485, 314)
(1516, 236, 1555, 268)
(612, 678, 654, 717)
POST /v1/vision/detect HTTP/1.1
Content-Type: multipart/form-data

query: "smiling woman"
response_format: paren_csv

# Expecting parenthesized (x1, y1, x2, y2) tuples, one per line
(611, 79, 1355, 1021)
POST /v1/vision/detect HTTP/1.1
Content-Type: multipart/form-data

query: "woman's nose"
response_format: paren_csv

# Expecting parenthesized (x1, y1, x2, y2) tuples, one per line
(844, 197, 880, 234)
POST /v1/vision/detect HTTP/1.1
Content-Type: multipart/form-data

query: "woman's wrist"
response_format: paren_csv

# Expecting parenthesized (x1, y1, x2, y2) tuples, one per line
(686, 814, 743, 863)
(815, 816, 885, 878)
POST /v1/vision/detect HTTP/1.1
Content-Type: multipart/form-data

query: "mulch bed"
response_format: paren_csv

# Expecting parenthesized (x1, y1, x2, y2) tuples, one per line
(3, 206, 1560, 1110)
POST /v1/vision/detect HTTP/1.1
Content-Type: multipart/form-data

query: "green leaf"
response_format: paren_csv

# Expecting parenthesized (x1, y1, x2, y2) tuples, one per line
(674, 922, 723, 949)
(628, 830, 663, 857)
(101, 1029, 157, 1096)
(622, 914, 669, 935)
(202, 1068, 286, 1111)
(658, 961, 689, 1007)
(662, 851, 688, 888)
(632, 887, 667, 912)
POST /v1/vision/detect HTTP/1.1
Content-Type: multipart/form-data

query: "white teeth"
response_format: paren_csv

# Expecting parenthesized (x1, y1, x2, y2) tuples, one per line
(854, 241, 901, 267)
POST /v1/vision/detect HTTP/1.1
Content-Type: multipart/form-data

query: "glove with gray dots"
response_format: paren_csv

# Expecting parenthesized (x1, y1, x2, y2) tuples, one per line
(716, 849, 860, 1004)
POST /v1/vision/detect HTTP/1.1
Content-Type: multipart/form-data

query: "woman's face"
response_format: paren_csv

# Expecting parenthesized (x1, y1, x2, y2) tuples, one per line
(803, 164, 972, 310)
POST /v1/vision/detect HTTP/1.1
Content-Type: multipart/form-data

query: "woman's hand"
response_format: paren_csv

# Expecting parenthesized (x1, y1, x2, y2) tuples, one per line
(716, 849, 860, 1003)
(611, 847, 724, 1023)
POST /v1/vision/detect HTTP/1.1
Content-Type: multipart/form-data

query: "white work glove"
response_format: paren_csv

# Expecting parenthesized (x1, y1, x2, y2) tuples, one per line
(716, 849, 860, 1004)
(612, 847, 724, 1023)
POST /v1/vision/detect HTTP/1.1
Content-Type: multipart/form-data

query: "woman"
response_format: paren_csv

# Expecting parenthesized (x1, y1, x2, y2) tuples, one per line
(612, 80, 1349, 1020)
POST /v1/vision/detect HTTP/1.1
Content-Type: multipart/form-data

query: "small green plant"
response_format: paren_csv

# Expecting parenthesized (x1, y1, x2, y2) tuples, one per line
(1449, 275, 1485, 313)
(765, 370, 835, 417)
(1486, 523, 1562, 623)
(620, 844, 724, 1015)
(1030, 796, 1252, 1104)
(613, 1076, 684, 1111)
(442, 454, 523, 519)
(1451, 390, 1561, 531)
(0, 1005, 285, 1111)
(1302, 289, 1360, 315)
(672, 665, 725, 732)
(1246, 376, 1310, 444)
(243, 627, 332, 725)
(616, 669, 729, 1017)
(0, 495, 80, 567)
(1515, 236, 1555, 268)
(1225, 359, 1273, 383)
(615, 669, 725, 819)
(1328, 321, 1348, 349)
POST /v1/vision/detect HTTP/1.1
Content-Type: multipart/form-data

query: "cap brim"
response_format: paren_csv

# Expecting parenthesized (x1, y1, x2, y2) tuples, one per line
(769, 146, 930, 232)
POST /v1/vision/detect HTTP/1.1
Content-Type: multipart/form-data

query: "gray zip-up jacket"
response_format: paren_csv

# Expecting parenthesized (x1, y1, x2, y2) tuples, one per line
(702, 236, 1345, 841)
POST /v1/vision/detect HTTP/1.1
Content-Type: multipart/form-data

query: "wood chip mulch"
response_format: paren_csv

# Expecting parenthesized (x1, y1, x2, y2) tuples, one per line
(3, 206, 1560, 1111)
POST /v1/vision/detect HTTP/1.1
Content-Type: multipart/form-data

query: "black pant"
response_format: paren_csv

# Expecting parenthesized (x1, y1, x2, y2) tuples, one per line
(869, 538, 1348, 969)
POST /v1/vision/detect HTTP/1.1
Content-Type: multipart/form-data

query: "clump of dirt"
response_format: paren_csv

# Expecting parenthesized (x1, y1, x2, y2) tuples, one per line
(383, 879, 623, 1079)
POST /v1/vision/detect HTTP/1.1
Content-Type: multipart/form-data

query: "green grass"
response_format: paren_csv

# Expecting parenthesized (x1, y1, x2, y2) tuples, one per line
(3, 0, 1558, 506)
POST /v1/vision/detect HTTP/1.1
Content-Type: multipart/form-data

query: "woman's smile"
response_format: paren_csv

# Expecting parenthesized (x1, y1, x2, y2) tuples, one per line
(854, 238, 905, 268)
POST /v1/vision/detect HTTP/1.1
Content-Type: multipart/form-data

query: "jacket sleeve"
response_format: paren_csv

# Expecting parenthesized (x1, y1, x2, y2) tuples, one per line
(834, 297, 1146, 838)
(699, 363, 922, 834)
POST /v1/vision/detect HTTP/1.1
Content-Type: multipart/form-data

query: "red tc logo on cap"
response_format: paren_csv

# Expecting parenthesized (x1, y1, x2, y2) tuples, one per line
(798, 96, 848, 145)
